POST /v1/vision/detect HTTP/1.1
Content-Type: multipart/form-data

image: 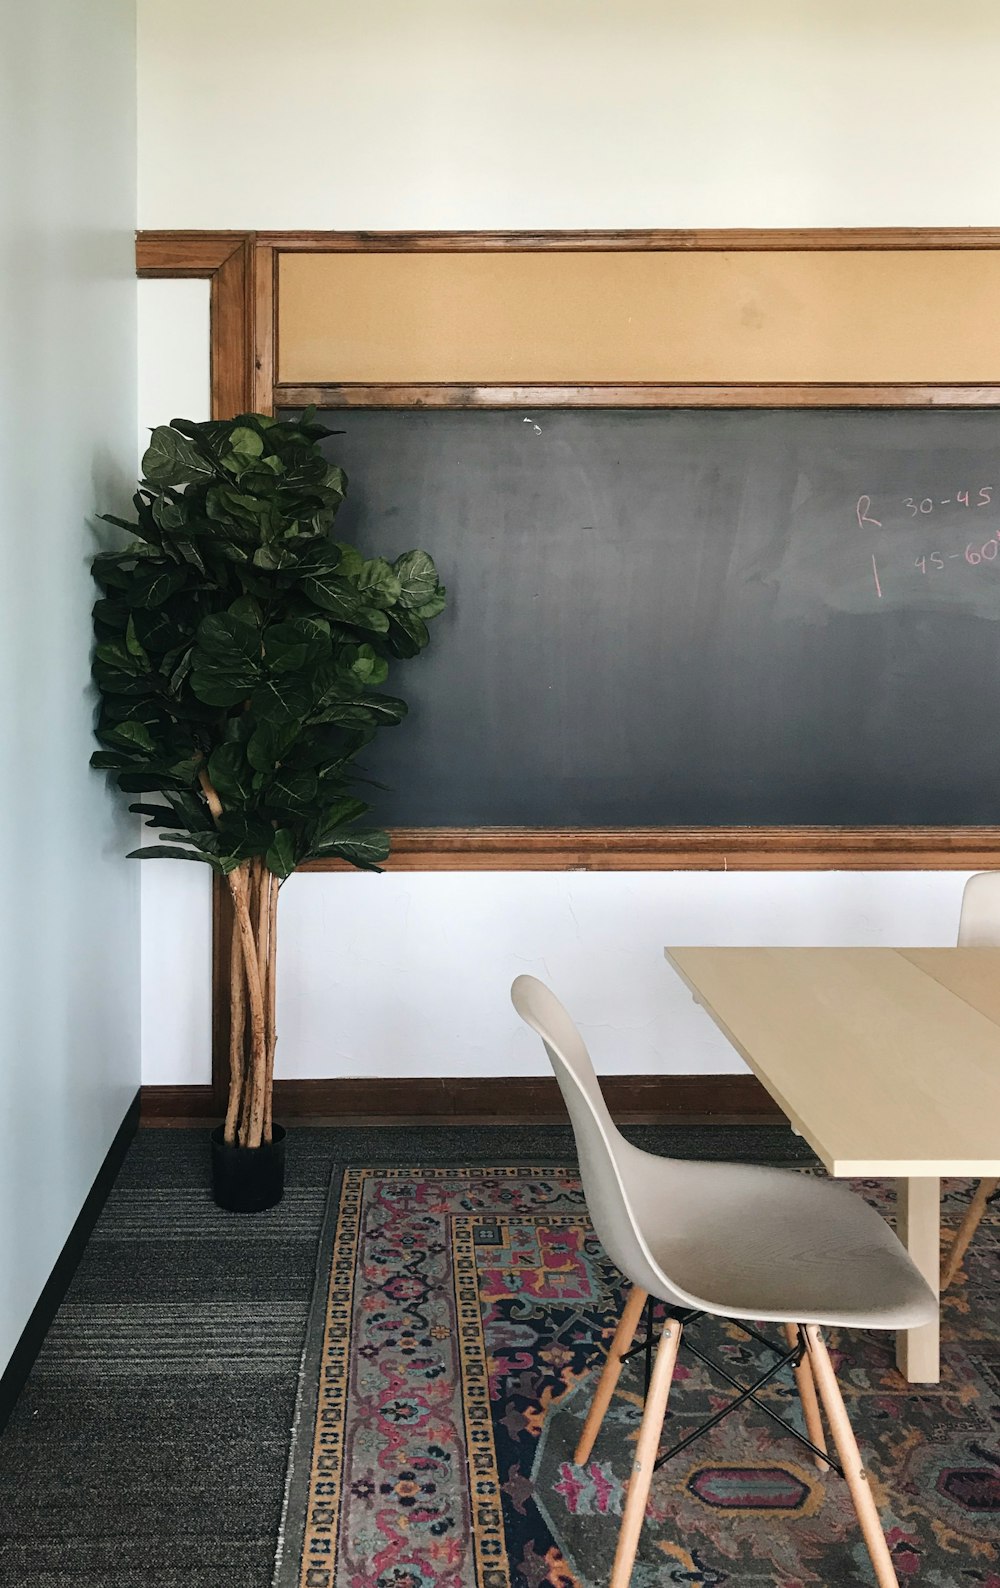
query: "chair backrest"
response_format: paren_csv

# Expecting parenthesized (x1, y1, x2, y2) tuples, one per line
(510, 974, 680, 1301)
(958, 872, 1000, 946)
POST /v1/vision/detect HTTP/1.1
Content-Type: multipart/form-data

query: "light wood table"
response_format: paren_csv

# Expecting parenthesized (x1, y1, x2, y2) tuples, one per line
(664, 947, 1000, 1384)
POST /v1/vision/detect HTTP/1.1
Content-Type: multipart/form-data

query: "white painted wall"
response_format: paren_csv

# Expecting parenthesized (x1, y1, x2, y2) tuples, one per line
(278, 871, 971, 1079)
(136, 3, 1000, 1085)
(138, 0, 1000, 230)
(137, 280, 213, 1086)
(0, 1, 138, 1371)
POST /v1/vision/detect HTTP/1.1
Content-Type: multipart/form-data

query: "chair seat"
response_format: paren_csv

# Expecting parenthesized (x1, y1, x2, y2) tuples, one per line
(621, 1146, 937, 1331)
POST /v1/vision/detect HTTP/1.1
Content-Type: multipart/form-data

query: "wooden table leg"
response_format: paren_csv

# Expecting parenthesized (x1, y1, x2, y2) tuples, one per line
(895, 1177, 940, 1384)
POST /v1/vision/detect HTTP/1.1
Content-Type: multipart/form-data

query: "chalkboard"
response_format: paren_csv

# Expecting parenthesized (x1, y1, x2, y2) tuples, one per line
(299, 408, 1000, 827)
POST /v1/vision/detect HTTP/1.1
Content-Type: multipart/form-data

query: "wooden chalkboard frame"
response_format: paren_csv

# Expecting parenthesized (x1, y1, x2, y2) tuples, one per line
(135, 226, 1000, 876)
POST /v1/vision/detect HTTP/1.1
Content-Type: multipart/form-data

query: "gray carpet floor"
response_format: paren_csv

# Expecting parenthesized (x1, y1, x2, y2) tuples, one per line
(0, 1122, 815, 1588)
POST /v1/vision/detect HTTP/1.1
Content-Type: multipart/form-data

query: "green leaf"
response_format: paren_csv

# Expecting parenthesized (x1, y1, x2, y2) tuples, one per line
(151, 496, 188, 533)
(323, 465, 347, 505)
(206, 482, 269, 529)
(300, 572, 389, 632)
(228, 595, 263, 628)
(251, 673, 313, 725)
(132, 563, 190, 610)
(127, 606, 185, 654)
(207, 742, 253, 807)
(312, 828, 390, 871)
(91, 666, 159, 699)
(246, 718, 300, 773)
(316, 796, 369, 834)
(214, 812, 274, 857)
(92, 596, 130, 633)
(413, 586, 447, 622)
(92, 550, 138, 592)
(94, 639, 145, 678)
(251, 544, 284, 571)
(142, 426, 214, 486)
(228, 425, 264, 458)
(99, 512, 140, 535)
(348, 643, 389, 687)
(356, 557, 401, 609)
(168, 646, 194, 693)
(266, 767, 318, 815)
(124, 616, 150, 668)
(265, 828, 297, 880)
(99, 719, 157, 755)
(190, 612, 263, 705)
(129, 803, 180, 827)
(91, 749, 135, 770)
(126, 844, 215, 864)
(167, 790, 218, 832)
(263, 619, 331, 675)
(385, 608, 429, 657)
(173, 538, 207, 574)
(196, 611, 262, 663)
(394, 550, 440, 610)
(311, 674, 407, 726)
(333, 541, 365, 577)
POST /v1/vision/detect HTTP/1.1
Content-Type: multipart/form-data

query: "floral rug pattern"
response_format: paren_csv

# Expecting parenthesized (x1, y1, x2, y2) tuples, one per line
(275, 1167, 999, 1588)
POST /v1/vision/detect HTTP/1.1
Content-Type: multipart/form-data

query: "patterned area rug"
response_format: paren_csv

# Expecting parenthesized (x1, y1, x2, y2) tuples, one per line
(274, 1168, 999, 1588)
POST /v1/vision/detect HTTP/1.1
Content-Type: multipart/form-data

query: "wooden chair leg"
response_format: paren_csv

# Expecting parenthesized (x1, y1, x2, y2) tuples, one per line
(575, 1284, 648, 1465)
(609, 1317, 683, 1588)
(942, 1177, 998, 1291)
(783, 1323, 829, 1471)
(804, 1326, 900, 1588)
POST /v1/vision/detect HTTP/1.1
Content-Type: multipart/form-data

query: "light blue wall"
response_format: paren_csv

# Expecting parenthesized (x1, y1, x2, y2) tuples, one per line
(0, 1, 139, 1372)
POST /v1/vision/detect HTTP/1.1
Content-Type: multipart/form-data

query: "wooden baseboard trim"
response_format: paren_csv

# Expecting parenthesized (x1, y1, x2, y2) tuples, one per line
(140, 1074, 781, 1127)
(0, 1092, 140, 1433)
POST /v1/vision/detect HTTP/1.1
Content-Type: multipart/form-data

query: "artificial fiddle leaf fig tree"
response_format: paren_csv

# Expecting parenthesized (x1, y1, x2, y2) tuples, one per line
(91, 411, 445, 1158)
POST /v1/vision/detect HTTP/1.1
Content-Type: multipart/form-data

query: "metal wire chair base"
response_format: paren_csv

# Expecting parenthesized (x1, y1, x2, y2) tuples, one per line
(619, 1300, 843, 1477)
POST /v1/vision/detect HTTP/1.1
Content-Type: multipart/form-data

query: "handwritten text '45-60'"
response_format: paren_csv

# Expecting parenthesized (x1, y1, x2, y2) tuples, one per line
(915, 530, 1000, 574)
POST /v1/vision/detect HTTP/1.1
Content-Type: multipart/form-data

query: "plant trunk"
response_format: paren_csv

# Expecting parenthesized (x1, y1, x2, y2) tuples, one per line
(225, 863, 276, 1149)
(264, 871, 278, 1141)
(199, 770, 280, 1152)
(223, 917, 245, 1145)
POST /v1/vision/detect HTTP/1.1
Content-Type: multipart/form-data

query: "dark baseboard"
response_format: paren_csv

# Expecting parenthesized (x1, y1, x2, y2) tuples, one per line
(141, 1084, 221, 1123)
(0, 1091, 140, 1435)
(140, 1074, 781, 1126)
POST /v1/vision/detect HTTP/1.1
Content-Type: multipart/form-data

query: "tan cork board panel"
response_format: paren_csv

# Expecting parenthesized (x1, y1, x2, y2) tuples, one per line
(277, 248, 1000, 386)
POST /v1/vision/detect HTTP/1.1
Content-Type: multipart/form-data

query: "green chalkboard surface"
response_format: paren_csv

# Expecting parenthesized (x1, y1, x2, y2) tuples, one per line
(296, 407, 1000, 827)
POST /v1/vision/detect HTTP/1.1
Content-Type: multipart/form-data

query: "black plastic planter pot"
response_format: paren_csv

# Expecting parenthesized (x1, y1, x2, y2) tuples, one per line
(210, 1124, 286, 1212)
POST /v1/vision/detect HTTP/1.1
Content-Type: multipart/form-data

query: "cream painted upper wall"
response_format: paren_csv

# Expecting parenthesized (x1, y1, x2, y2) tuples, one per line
(139, 0, 1000, 229)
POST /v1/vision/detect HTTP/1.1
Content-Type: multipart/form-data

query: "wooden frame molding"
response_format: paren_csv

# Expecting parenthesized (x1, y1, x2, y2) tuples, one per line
(253, 227, 1000, 251)
(299, 826, 1000, 872)
(137, 231, 257, 419)
(276, 244, 1000, 394)
(277, 382, 1000, 410)
(137, 226, 1000, 420)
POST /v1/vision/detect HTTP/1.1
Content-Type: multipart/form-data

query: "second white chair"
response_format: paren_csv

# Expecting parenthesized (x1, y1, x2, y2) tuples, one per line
(941, 871, 1000, 1288)
(511, 973, 937, 1588)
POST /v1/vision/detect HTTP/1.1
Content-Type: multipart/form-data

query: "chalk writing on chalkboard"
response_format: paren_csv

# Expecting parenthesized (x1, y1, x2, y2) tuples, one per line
(846, 487, 1000, 615)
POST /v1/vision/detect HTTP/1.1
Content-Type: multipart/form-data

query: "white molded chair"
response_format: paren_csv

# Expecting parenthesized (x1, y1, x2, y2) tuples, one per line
(511, 974, 937, 1588)
(941, 873, 1000, 1288)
